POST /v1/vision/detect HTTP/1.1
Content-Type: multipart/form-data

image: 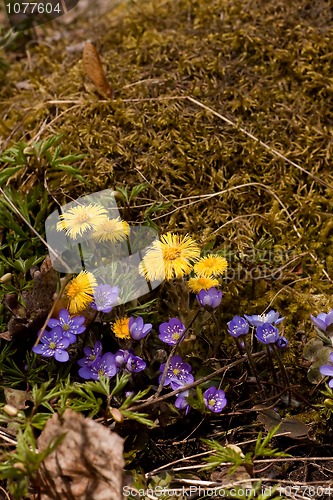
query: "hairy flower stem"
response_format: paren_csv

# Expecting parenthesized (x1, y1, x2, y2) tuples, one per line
(265, 346, 278, 394)
(243, 338, 264, 393)
(212, 311, 228, 357)
(155, 310, 201, 398)
(273, 345, 291, 405)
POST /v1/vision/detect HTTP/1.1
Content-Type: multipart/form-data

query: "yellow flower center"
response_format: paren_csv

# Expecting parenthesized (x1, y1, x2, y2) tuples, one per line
(172, 333, 180, 340)
(76, 212, 91, 223)
(63, 324, 70, 331)
(208, 398, 216, 406)
(164, 247, 181, 261)
(173, 368, 180, 375)
(49, 342, 56, 350)
(113, 317, 131, 339)
(66, 282, 81, 299)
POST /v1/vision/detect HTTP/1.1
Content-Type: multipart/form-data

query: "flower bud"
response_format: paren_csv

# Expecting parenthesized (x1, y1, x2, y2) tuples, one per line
(0, 273, 12, 283)
(3, 404, 19, 417)
(109, 408, 124, 422)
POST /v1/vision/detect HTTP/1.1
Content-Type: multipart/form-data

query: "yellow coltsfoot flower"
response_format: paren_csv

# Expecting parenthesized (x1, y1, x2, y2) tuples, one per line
(57, 203, 108, 239)
(194, 254, 228, 277)
(112, 317, 130, 339)
(187, 276, 220, 293)
(65, 271, 97, 314)
(139, 232, 200, 281)
(92, 217, 130, 243)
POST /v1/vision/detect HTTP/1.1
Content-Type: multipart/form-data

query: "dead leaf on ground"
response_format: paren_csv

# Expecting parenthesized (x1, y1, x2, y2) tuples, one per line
(258, 409, 309, 439)
(37, 409, 124, 500)
(83, 41, 114, 99)
(3, 256, 58, 341)
(4, 388, 33, 410)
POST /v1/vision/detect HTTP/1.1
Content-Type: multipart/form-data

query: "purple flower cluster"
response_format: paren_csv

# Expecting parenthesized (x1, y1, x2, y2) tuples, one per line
(115, 349, 146, 373)
(159, 356, 194, 390)
(32, 309, 86, 362)
(78, 343, 146, 380)
(227, 310, 288, 349)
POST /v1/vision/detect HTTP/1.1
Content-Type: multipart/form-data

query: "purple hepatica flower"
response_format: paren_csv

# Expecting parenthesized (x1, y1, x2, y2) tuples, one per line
(196, 287, 222, 310)
(78, 340, 103, 368)
(320, 352, 333, 388)
(129, 316, 152, 341)
(159, 318, 186, 346)
(204, 386, 227, 413)
(255, 323, 279, 345)
(114, 349, 146, 373)
(244, 310, 285, 327)
(32, 326, 70, 362)
(175, 388, 190, 414)
(159, 355, 194, 390)
(48, 308, 86, 344)
(78, 352, 117, 380)
(276, 336, 289, 349)
(114, 349, 130, 368)
(310, 310, 333, 334)
(90, 284, 119, 313)
(227, 316, 249, 338)
(126, 354, 146, 373)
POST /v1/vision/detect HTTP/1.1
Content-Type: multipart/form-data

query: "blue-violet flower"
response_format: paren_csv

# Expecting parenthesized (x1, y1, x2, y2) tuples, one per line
(310, 310, 333, 334)
(48, 308, 85, 344)
(32, 326, 70, 362)
(78, 340, 103, 367)
(90, 284, 119, 313)
(275, 336, 289, 349)
(129, 316, 152, 340)
(227, 316, 249, 337)
(255, 323, 279, 345)
(159, 355, 194, 390)
(244, 310, 285, 327)
(320, 352, 333, 388)
(78, 352, 117, 380)
(196, 287, 222, 310)
(203, 386, 227, 413)
(159, 318, 186, 345)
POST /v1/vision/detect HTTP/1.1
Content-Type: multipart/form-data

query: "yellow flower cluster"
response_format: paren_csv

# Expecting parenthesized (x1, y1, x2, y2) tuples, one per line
(57, 203, 129, 244)
(139, 233, 228, 290)
(187, 254, 228, 293)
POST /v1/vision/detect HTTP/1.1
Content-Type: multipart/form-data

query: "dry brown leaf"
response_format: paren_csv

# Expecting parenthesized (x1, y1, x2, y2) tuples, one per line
(4, 388, 33, 410)
(258, 409, 309, 439)
(37, 409, 124, 500)
(4, 256, 58, 341)
(83, 41, 114, 99)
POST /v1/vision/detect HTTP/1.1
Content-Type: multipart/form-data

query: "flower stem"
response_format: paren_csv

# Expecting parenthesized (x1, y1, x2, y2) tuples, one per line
(265, 345, 278, 393)
(243, 337, 264, 393)
(273, 345, 291, 405)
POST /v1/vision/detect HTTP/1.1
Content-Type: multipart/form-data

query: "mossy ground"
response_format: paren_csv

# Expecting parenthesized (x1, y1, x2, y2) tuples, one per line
(0, 0, 333, 493)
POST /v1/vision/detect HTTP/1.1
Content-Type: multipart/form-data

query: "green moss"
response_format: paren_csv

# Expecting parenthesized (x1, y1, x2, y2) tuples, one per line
(0, 0, 332, 325)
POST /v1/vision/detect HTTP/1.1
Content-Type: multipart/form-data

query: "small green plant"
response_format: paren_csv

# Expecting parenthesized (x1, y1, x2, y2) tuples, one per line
(202, 425, 289, 477)
(0, 134, 85, 182)
(0, 424, 63, 499)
